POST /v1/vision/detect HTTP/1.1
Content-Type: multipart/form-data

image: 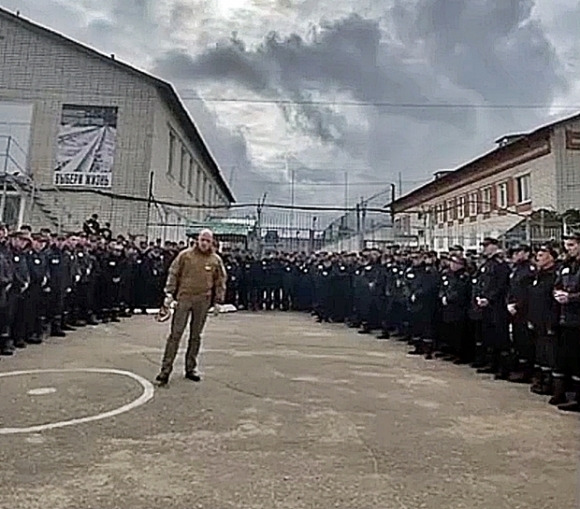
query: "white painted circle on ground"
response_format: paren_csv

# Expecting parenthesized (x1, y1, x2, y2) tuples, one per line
(27, 387, 57, 396)
(0, 368, 155, 435)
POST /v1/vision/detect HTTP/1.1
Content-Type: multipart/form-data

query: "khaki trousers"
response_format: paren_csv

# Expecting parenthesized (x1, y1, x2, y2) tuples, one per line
(160, 296, 211, 376)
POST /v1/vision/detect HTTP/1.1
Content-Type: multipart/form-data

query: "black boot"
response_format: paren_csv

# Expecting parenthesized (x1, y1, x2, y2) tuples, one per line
(50, 318, 66, 338)
(358, 327, 371, 334)
(27, 333, 42, 345)
(471, 343, 488, 369)
(408, 339, 423, 355)
(557, 381, 580, 412)
(530, 368, 545, 394)
(87, 313, 98, 326)
(14, 339, 27, 349)
(422, 340, 434, 360)
(549, 376, 567, 406)
(508, 365, 533, 384)
(494, 351, 513, 380)
(0, 334, 14, 355)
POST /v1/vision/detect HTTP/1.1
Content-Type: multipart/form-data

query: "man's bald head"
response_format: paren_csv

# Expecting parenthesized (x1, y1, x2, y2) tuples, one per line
(197, 229, 214, 253)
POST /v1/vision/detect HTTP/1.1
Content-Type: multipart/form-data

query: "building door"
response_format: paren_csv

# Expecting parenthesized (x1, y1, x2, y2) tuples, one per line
(2, 194, 23, 228)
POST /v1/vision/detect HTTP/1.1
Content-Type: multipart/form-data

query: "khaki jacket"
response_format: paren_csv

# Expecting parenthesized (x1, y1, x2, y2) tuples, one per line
(164, 246, 227, 302)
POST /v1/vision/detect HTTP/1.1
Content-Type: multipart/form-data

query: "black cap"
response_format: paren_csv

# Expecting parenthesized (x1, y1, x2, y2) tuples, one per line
(450, 255, 466, 266)
(564, 231, 580, 242)
(537, 244, 558, 259)
(450, 244, 464, 252)
(481, 237, 499, 246)
(509, 244, 531, 254)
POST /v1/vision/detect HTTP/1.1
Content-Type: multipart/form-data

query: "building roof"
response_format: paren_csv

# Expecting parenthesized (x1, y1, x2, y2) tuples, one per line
(389, 111, 580, 212)
(186, 218, 256, 237)
(0, 7, 235, 204)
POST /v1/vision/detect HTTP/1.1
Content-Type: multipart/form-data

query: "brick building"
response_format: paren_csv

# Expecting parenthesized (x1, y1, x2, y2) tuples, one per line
(390, 113, 580, 251)
(0, 7, 234, 238)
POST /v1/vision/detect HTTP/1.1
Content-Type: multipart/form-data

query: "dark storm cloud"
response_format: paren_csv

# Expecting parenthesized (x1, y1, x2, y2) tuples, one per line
(4, 0, 574, 206)
(153, 14, 475, 142)
(155, 31, 352, 145)
(183, 93, 265, 203)
(404, 0, 567, 105)
(153, 1, 568, 189)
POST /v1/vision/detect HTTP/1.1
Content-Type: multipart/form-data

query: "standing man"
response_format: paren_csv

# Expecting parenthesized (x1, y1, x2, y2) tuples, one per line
(155, 229, 227, 386)
(473, 237, 511, 377)
(505, 244, 536, 382)
(553, 232, 580, 411)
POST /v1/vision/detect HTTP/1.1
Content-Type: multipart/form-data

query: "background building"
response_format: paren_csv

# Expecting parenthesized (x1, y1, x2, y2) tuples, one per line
(390, 113, 580, 251)
(0, 7, 234, 237)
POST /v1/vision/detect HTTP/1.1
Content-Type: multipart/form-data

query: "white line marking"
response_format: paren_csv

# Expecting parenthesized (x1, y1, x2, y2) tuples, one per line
(0, 368, 155, 435)
(27, 387, 57, 396)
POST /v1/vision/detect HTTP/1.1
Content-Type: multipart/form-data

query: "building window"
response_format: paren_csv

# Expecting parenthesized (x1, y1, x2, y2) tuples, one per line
(469, 227, 477, 246)
(482, 187, 492, 213)
(168, 131, 175, 176)
(446, 199, 454, 221)
(469, 192, 478, 216)
(457, 196, 466, 219)
(187, 159, 195, 195)
(436, 204, 445, 224)
(179, 148, 187, 187)
(195, 167, 202, 202)
(516, 174, 531, 203)
(202, 175, 208, 204)
(498, 182, 508, 208)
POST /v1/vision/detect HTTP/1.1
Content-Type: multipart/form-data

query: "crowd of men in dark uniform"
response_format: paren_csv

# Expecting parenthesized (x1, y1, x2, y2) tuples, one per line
(221, 233, 580, 414)
(4, 211, 579, 414)
(0, 214, 184, 357)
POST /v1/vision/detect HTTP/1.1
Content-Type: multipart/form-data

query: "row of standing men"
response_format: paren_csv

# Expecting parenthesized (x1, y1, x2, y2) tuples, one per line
(221, 235, 580, 413)
(0, 225, 183, 357)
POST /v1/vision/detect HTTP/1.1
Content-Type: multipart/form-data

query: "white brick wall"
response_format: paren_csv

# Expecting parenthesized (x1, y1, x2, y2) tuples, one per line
(553, 119, 580, 212)
(0, 11, 230, 237)
(397, 149, 558, 252)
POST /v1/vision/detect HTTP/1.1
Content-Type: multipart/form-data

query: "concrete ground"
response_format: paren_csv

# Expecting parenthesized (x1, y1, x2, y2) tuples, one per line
(0, 311, 578, 509)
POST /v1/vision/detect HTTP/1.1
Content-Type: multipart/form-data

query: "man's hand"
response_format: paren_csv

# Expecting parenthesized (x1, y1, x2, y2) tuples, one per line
(507, 303, 517, 315)
(476, 297, 489, 308)
(163, 293, 174, 309)
(554, 290, 569, 304)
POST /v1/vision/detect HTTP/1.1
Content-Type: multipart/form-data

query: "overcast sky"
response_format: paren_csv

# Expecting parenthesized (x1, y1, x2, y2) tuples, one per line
(2, 0, 580, 211)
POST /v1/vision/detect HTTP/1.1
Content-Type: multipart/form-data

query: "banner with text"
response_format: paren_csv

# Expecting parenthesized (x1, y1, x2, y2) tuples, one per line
(54, 104, 118, 188)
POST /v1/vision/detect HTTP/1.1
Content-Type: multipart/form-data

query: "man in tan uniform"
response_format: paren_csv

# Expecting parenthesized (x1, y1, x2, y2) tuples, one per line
(155, 229, 227, 386)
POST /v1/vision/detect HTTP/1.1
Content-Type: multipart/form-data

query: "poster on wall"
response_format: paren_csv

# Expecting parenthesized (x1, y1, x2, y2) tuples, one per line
(53, 104, 118, 188)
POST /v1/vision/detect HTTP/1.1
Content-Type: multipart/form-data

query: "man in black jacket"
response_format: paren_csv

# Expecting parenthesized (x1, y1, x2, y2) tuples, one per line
(473, 237, 511, 377)
(553, 233, 580, 411)
(506, 245, 536, 382)
(527, 245, 559, 397)
(439, 255, 472, 363)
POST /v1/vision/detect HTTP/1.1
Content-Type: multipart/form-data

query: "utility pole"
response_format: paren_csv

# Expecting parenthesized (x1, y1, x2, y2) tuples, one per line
(359, 196, 367, 251)
(398, 171, 403, 198)
(344, 171, 348, 212)
(286, 156, 295, 233)
(525, 215, 531, 244)
(145, 171, 154, 241)
(0, 136, 11, 223)
(389, 183, 396, 221)
(310, 216, 317, 253)
(256, 192, 267, 257)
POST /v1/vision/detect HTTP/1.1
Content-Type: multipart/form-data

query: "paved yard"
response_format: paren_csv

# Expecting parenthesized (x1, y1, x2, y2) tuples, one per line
(0, 311, 577, 509)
